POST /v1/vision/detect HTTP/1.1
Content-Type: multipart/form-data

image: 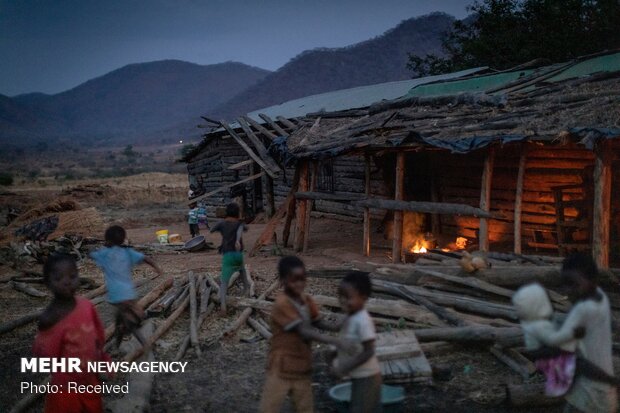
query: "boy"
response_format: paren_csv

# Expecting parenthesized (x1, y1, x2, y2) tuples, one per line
(91, 225, 163, 346)
(34, 254, 110, 413)
(188, 202, 200, 238)
(537, 253, 617, 412)
(197, 200, 209, 230)
(259, 256, 348, 413)
(210, 202, 250, 315)
(332, 272, 382, 413)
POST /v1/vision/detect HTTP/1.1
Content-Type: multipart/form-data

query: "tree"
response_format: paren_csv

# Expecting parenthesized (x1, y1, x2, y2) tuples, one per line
(123, 144, 137, 158)
(408, 0, 620, 76)
(179, 143, 197, 159)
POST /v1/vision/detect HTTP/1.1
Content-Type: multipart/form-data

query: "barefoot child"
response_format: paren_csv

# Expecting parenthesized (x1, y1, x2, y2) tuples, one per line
(259, 256, 348, 413)
(512, 283, 578, 396)
(90, 225, 163, 346)
(332, 272, 382, 413)
(210, 202, 251, 314)
(34, 254, 110, 413)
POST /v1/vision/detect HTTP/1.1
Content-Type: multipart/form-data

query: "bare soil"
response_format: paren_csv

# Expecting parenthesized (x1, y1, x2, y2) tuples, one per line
(0, 176, 565, 412)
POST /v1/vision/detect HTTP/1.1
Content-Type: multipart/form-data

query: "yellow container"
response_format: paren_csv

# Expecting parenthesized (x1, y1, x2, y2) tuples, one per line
(156, 229, 169, 244)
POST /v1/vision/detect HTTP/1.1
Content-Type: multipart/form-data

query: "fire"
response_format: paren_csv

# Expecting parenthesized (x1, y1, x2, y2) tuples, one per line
(409, 241, 429, 254)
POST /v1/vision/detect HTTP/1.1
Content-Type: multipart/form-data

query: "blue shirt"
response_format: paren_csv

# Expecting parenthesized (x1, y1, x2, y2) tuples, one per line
(188, 208, 199, 224)
(90, 246, 144, 303)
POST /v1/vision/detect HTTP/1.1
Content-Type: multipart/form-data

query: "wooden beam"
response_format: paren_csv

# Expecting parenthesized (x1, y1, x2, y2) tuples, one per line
(392, 152, 405, 263)
(354, 199, 492, 218)
(282, 166, 301, 248)
(264, 175, 275, 218)
(514, 145, 528, 254)
(258, 113, 289, 137)
(236, 117, 281, 174)
(479, 146, 495, 252)
(220, 121, 278, 179)
(295, 191, 364, 202)
(303, 162, 318, 252)
(240, 115, 278, 140)
(430, 174, 441, 236)
(276, 116, 297, 129)
(363, 154, 371, 257)
(227, 159, 253, 170)
(188, 172, 265, 205)
(593, 140, 612, 269)
(294, 161, 310, 252)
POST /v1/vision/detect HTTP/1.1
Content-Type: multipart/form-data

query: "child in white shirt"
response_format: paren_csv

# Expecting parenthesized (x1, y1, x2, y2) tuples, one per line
(332, 272, 382, 413)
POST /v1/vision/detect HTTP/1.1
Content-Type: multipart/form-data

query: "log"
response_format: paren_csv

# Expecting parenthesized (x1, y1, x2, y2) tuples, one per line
(174, 302, 215, 361)
(9, 375, 50, 413)
(514, 145, 527, 254)
(363, 154, 371, 256)
(414, 326, 523, 347)
(188, 172, 266, 205)
(10, 281, 47, 298)
(376, 343, 422, 361)
(392, 152, 405, 263)
(223, 280, 280, 336)
(294, 160, 310, 252)
(593, 140, 612, 269)
(124, 294, 190, 362)
(188, 272, 200, 356)
(372, 279, 467, 327)
(258, 113, 289, 137)
(283, 166, 302, 248)
(295, 191, 364, 202)
(236, 117, 281, 173)
(240, 115, 278, 140)
(506, 383, 563, 407)
(247, 317, 272, 339)
(302, 162, 318, 252)
(0, 312, 41, 335)
(479, 146, 495, 251)
(354, 199, 493, 218)
(199, 275, 209, 314)
(220, 121, 278, 179)
(489, 345, 534, 379)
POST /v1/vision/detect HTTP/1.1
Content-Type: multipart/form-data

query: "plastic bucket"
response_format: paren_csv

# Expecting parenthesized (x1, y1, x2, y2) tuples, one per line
(328, 382, 405, 413)
(155, 229, 169, 244)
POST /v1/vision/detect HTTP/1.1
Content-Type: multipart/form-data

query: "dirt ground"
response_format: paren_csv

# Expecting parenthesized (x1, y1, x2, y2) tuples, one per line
(0, 177, 566, 412)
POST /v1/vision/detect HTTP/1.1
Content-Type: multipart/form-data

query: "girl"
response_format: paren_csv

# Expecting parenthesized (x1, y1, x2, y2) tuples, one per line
(33, 254, 110, 413)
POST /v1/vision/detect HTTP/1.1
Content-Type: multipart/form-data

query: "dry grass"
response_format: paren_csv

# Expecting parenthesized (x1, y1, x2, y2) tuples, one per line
(48, 207, 105, 239)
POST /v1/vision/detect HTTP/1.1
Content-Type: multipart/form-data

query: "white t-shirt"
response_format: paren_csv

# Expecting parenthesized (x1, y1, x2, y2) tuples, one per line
(337, 309, 381, 379)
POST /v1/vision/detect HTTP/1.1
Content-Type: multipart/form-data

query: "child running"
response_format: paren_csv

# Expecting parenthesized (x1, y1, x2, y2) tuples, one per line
(210, 202, 251, 315)
(512, 283, 578, 396)
(90, 225, 163, 346)
(34, 254, 110, 413)
(332, 272, 382, 413)
(259, 256, 349, 413)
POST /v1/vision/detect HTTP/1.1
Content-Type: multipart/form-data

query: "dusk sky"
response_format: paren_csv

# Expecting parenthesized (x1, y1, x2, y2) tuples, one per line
(1, 0, 470, 96)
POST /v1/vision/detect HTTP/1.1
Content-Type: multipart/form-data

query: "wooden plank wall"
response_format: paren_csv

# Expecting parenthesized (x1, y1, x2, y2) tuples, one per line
(435, 144, 596, 249)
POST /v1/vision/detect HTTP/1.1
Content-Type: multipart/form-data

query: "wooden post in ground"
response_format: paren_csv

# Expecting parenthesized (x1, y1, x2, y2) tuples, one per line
(479, 146, 495, 252)
(514, 145, 527, 254)
(265, 175, 275, 218)
(363, 154, 371, 256)
(294, 161, 310, 251)
(392, 152, 405, 263)
(282, 166, 301, 247)
(593, 140, 612, 269)
(302, 161, 318, 252)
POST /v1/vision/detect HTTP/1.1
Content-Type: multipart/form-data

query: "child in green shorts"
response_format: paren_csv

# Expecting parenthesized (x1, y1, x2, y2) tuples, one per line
(210, 202, 251, 315)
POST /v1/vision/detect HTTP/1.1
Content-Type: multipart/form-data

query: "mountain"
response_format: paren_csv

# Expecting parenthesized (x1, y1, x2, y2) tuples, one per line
(4, 60, 270, 144)
(210, 12, 453, 119)
(0, 94, 64, 140)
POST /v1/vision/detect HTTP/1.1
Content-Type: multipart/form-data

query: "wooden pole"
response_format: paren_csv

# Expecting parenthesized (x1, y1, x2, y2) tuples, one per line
(514, 145, 527, 254)
(593, 140, 612, 269)
(282, 166, 301, 247)
(294, 161, 310, 252)
(363, 154, 371, 256)
(265, 176, 275, 218)
(302, 161, 318, 252)
(430, 174, 441, 236)
(479, 146, 495, 252)
(392, 152, 405, 263)
(188, 272, 200, 356)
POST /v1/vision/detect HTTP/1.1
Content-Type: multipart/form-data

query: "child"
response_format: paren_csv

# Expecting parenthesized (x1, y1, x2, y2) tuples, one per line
(259, 256, 348, 413)
(210, 202, 251, 315)
(34, 254, 110, 413)
(188, 202, 200, 238)
(512, 283, 577, 396)
(90, 225, 163, 346)
(537, 253, 617, 413)
(332, 272, 382, 413)
(197, 200, 209, 230)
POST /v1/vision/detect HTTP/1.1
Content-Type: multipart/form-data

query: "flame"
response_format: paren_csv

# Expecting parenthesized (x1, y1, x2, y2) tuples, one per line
(455, 237, 468, 250)
(409, 240, 429, 254)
